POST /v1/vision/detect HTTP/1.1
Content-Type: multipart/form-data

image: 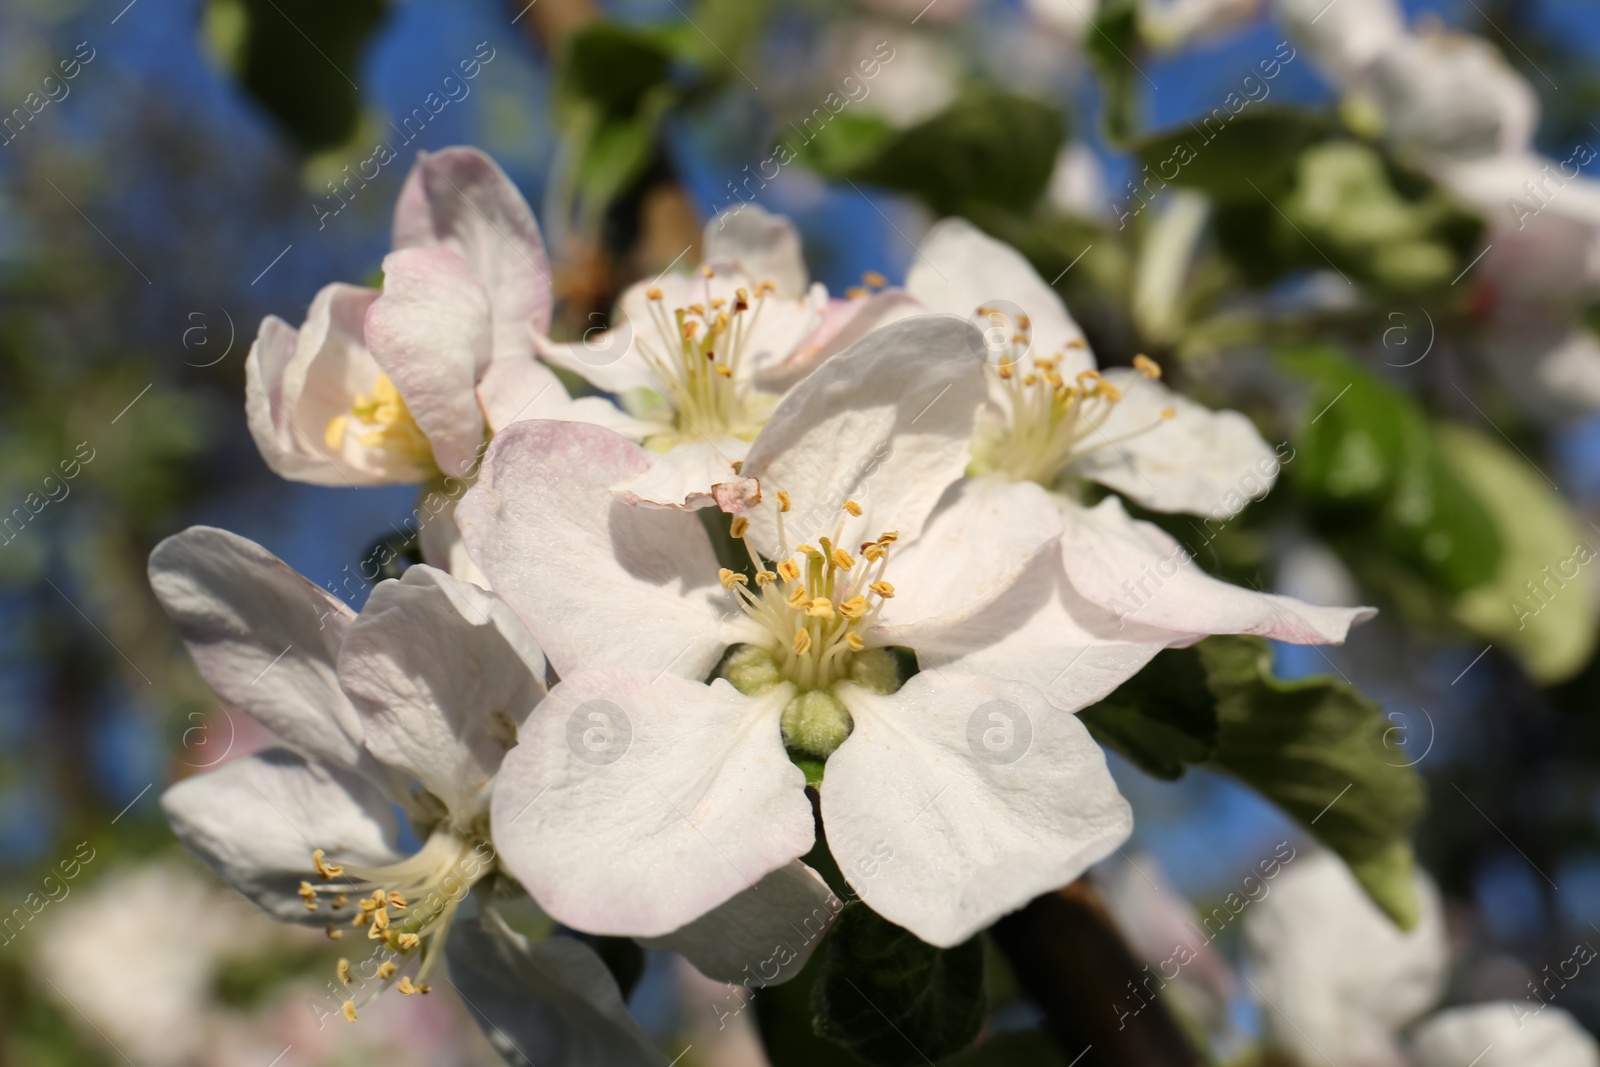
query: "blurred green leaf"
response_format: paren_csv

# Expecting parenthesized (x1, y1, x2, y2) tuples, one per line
(556, 23, 676, 121)
(1441, 424, 1600, 684)
(1199, 635, 1426, 928)
(811, 903, 985, 1066)
(1080, 646, 1218, 779)
(1133, 107, 1331, 199)
(1084, 0, 1141, 145)
(205, 0, 389, 153)
(804, 88, 1064, 216)
(1284, 346, 1501, 595)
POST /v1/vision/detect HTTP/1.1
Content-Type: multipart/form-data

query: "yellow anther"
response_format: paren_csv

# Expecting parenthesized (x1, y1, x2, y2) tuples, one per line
(842, 500, 862, 516)
(758, 280, 778, 295)
(1160, 406, 1176, 420)
(839, 596, 868, 619)
(419, 984, 432, 995)
(998, 364, 1013, 380)
(386, 892, 407, 911)
(298, 881, 317, 905)
(777, 559, 801, 583)
(342, 1000, 358, 1023)
(719, 568, 749, 590)
(371, 907, 390, 931)
(331, 894, 347, 910)
(647, 287, 664, 300)
(798, 544, 822, 558)
(1099, 380, 1123, 402)
(870, 581, 896, 598)
(730, 515, 750, 538)
(369, 889, 387, 906)
(755, 570, 777, 586)
(1023, 373, 1038, 387)
(831, 548, 856, 570)
(1018, 314, 1032, 329)
(793, 629, 812, 655)
(337, 959, 352, 984)
(701, 265, 715, 278)
(1134, 354, 1162, 379)
(398, 977, 419, 996)
(710, 298, 727, 309)
(1076, 369, 1101, 386)
(715, 365, 733, 378)
(1066, 338, 1087, 349)
(681, 321, 699, 341)
(397, 933, 421, 951)
(1044, 371, 1064, 389)
(845, 286, 869, 300)
(863, 270, 888, 288)
(777, 491, 791, 513)
(846, 632, 865, 651)
(325, 924, 343, 941)
(807, 598, 836, 620)
(312, 850, 343, 880)
(863, 543, 886, 563)
(378, 961, 397, 980)
(787, 584, 810, 609)
(735, 287, 749, 302)
(878, 531, 899, 544)
(715, 311, 730, 330)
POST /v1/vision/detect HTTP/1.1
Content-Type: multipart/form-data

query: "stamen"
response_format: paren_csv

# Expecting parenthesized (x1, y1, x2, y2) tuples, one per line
(730, 515, 750, 539)
(1134, 354, 1162, 379)
(397, 933, 420, 951)
(793, 629, 812, 655)
(337, 959, 353, 984)
(378, 961, 397, 980)
(862, 270, 888, 288)
(777, 491, 792, 513)
(869, 581, 895, 598)
(398, 977, 419, 996)
(325, 924, 343, 941)
(312, 850, 343, 880)
(342, 1001, 358, 1023)
(842, 500, 862, 516)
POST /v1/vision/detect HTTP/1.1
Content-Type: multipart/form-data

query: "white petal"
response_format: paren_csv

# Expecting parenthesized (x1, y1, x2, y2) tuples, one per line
(1244, 849, 1446, 1067)
(737, 315, 986, 556)
(149, 526, 366, 770)
(1070, 369, 1280, 517)
(1369, 32, 1539, 161)
(366, 246, 491, 479)
(457, 420, 730, 679)
(612, 436, 751, 510)
(1060, 496, 1376, 644)
(445, 910, 663, 1067)
(534, 330, 660, 400)
(907, 218, 1095, 377)
(391, 146, 554, 348)
(824, 672, 1133, 947)
(756, 289, 926, 393)
(489, 671, 813, 938)
(1276, 0, 1405, 80)
(338, 565, 545, 820)
(640, 861, 841, 985)
(703, 203, 808, 298)
(414, 490, 487, 583)
(1413, 1003, 1599, 1067)
(892, 549, 1174, 714)
(247, 283, 423, 486)
(161, 749, 404, 923)
(878, 476, 1062, 634)
(477, 354, 655, 439)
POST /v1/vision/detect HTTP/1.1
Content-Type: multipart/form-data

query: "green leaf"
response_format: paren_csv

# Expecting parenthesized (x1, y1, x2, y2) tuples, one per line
(1440, 424, 1600, 684)
(1084, 0, 1141, 145)
(804, 88, 1064, 216)
(1132, 107, 1331, 199)
(556, 23, 675, 122)
(1199, 635, 1426, 927)
(1080, 647, 1217, 779)
(207, 0, 388, 153)
(811, 904, 986, 1066)
(1345, 840, 1421, 931)
(1283, 345, 1502, 595)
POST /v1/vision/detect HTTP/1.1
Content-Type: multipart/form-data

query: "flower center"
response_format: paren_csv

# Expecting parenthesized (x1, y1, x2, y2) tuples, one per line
(720, 497, 899, 693)
(324, 373, 435, 472)
(635, 269, 780, 446)
(299, 832, 493, 1020)
(970, 318, 1173, 487)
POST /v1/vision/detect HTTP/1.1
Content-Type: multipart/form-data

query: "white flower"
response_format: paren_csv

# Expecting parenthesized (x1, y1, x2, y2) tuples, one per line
(148, 527, 662, 1063)
(1243, 850, 1447, 1067)
(1412, 1002, 1600, 1067)
(535, 202, 918, 509)
(460, 316, 1139, 949)
(908, 219, 1374, 658)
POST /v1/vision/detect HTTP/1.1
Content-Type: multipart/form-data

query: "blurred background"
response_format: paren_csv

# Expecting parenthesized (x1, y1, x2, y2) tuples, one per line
(3, 0, 1600, 1063)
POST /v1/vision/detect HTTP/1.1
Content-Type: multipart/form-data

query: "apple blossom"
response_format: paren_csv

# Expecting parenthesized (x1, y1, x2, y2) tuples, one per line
(462, 316, 1153, 949)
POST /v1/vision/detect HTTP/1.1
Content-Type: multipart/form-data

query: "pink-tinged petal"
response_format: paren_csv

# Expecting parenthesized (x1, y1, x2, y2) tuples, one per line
(611, 436, 751, 510)
(149, 526, 366, 771)
(1060, 497, 1376, 645)
(736, 315, 986, 557)
(878, 476, 1062, 636)
(490, 672, 813, 938)
(897, 550, 1176, 714)
(757, 288, 925, 393)
(477, 355, 657, 439)
(247, 283, 424, 486)
(640, 861, 841, 984)
(703, 202, 808, 298)
(456, 420, 733, 679)
(391, 146, 553, 350)
(161, 748, 404, 924)
(907, 218, 1095, 377)
(338, 566, 545, 820)
(366, 246, 491, 480)
(1071, 368, 1280, 517)
(824, 672, 1133, 947)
